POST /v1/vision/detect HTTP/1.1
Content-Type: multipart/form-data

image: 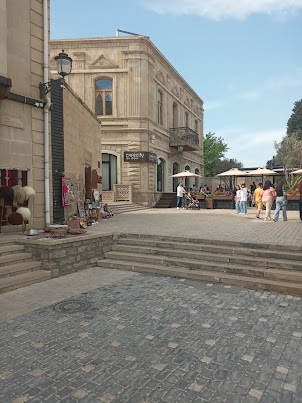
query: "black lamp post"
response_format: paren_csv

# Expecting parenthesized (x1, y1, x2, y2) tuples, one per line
(39, 50, 72, 99)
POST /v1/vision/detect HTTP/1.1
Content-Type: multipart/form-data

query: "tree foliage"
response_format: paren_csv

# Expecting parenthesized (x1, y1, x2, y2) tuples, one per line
(274, 132, 302, 186)
(203, 132, 228, 177)
(267, 99, 302, 171)
(287, 99, 302, 140)
(214, 158, 243, 175)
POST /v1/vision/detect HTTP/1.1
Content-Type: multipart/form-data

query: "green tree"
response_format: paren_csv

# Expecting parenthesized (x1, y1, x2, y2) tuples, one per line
(214, 158, 243, 175)
(274, 132, 302, 186)
(203, 132, 228, 177)
(287, 99, 302, 140)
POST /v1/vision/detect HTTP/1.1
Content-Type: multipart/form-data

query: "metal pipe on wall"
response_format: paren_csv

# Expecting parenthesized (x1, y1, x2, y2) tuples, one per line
(43, 0, 51, 227)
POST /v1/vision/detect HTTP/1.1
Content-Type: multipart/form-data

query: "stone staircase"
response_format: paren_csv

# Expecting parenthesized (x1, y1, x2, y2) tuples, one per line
(0, 238, 51, 294)
(154, 193, 177, 208)
(106, 202, 150, 214)
(97, 234, 302, 296)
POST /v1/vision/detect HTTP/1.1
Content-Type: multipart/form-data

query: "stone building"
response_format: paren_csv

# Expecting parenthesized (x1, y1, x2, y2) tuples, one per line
(0, 0, 49, 229)
(0, 0, 102, 229)
(50, 35, 204, 206)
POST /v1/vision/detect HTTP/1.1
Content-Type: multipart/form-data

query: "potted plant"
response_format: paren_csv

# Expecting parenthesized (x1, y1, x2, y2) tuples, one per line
(284, 188, 300, 200)
(205, 194, 213, 209)
(191, 191, 205, 200)
(212, 190, 233, 200)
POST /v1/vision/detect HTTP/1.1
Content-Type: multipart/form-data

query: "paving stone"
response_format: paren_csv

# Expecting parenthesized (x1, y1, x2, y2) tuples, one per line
(1, 270, 302, 403)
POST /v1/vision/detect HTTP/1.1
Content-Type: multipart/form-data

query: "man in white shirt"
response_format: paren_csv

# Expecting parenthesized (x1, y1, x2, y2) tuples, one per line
(177, 183, 186, 209)
(239, 183, 248, 214)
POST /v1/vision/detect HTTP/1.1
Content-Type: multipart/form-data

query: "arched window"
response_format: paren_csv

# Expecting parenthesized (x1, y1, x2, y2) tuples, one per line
(173, 103, 178, 128)
(173, 162, 179, 192)
(195, 168, 200, 189)
(96, 94, 103, 116)
(96, 79, 112, 116)
(157, 158, 165, 192)
(185, 112, 189, 127)
(185, 165, 190, 188)
(157, 90, 163, 125)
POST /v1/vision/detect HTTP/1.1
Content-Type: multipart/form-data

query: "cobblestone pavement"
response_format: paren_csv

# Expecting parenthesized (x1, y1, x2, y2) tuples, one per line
(89, 208, 302, 247)
(1, 271, 302, 403)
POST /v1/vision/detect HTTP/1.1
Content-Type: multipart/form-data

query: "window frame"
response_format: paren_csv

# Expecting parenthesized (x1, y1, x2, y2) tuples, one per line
(185, 111, 189, 127)
(95, 78, 113, 116)
(157, 90, 163, 126)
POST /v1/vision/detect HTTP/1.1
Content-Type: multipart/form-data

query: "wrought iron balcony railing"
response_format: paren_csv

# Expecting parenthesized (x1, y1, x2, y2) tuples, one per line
(169, 127, 199, 151)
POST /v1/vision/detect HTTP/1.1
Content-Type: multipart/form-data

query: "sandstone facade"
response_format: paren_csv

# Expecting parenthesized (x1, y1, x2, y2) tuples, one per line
(50, 36, 204, 206)
(0, 0, 48, 229)
(0, 0, 102, 228)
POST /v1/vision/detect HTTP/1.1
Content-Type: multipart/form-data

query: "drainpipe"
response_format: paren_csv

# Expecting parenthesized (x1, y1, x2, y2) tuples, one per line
(43, 0, 51, 227)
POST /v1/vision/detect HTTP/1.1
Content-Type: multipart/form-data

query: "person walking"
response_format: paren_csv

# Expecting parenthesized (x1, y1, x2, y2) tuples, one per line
(252, 183, 263, 219)
(235, 185, 241, 214)
(273, 180, 287, 222)
(299, 180, 302, 222)
(239, 183, 247, 214)
(177, 182, 186, 209)
(261, 180, 276, 221)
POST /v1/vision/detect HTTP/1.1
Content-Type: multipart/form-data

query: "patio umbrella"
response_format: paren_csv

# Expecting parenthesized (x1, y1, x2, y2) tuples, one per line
(171, 170, 201, 178)
(171, 170, 201, 191)
(291, 169, 302, 175)
(246, 167, 278, 183)
(217, 168, 248, 188)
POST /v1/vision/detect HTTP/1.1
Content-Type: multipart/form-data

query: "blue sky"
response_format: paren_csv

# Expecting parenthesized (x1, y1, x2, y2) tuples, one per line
(51, 0, 302, 167)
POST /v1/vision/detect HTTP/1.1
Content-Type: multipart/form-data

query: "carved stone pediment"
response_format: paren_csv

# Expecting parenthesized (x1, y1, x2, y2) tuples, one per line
(89, 54, 119, 69)
(156, 70, 166, 85)
(171, 86, 179, 98)
(184, 97, 190, 107)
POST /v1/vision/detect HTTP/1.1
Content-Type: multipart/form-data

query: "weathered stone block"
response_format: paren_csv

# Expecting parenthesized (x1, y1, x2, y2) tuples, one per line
(49, 249, 67, 259)
(43, 261, 57, 270)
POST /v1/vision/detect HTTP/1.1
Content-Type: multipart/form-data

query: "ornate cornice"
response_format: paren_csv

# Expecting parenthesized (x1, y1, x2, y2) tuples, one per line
(50, 37, 203, 103)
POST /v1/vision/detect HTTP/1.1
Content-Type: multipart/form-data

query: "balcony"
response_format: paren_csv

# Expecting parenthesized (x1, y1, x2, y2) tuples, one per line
(169, 127, 199, 152)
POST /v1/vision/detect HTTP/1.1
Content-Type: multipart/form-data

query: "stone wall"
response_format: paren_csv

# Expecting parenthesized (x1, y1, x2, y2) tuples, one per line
(0, 0, 50, 229)
(18, 233, 113, 277)
(62, 84, 102, 220)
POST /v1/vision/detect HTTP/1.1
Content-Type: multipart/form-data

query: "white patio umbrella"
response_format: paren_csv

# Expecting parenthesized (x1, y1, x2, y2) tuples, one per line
(171, 170, 201, 191)
(171, 170, 202, 178)
(291, 169, 302, 175)
(217, 168, 248, 188)
(247, 167, 278, 183)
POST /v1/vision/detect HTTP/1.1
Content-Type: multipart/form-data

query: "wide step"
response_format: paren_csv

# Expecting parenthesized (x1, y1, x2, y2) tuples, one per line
(97, 259, 302, 297)
(0, 244, 25, 256)
(117, 238, 302, 261)
(111, 244, 302, 271)
(0, 271, 51, 294)
(0, 261, 42, 279)
(0, 253, 33, 267)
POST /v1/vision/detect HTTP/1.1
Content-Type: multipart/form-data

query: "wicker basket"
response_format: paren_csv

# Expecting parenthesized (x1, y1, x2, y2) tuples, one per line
(49, 225, 68, 238)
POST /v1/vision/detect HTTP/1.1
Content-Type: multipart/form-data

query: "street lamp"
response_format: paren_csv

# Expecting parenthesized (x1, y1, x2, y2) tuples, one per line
(39, 50, 72, 99)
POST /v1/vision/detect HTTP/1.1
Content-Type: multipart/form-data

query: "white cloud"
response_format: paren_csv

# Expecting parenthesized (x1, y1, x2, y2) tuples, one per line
(238, 68, 302, 100)
(221, 128, 285, 166)
(204, 100, 225, 110)
(145, 0, 302, 20)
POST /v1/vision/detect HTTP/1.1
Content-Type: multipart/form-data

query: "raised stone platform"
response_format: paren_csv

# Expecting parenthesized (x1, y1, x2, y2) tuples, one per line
(18, 233, 114, 278)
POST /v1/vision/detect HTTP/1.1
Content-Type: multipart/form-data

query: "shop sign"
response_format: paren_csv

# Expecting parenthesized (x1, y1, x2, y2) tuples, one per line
(124, 151, 157, 164)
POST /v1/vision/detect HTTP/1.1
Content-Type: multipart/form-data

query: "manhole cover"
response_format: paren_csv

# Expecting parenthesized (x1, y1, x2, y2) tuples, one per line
(53, 299, 91, 313)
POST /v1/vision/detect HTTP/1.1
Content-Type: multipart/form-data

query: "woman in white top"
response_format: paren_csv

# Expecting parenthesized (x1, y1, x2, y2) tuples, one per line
(235, 185, 241, 214)
(240, 183, 248, 214)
